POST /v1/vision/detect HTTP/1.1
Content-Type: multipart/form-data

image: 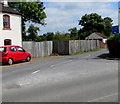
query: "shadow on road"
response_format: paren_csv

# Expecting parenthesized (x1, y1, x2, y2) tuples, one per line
(97, 53, 110, 59)
(96, 53, 120, 60)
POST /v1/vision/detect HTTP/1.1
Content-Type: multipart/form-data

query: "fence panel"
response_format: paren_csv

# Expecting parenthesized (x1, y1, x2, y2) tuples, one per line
(23, 40, 100, 57)
(53, 40, 100, 55)
(23, 41, 53, 58)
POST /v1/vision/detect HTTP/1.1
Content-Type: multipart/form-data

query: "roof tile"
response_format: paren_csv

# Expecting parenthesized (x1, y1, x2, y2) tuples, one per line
(94, 32, 108, 38)
(0, 4, 21, 15)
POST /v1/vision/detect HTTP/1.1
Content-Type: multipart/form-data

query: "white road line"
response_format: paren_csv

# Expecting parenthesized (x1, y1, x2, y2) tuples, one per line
(88, 93, 118, 102)
(50, 65, 55, 67)
(69, 60, 73, 62)
(31, 70, 40, 74)
(50, 60, 73, 68)
(82, 55, 91, 58)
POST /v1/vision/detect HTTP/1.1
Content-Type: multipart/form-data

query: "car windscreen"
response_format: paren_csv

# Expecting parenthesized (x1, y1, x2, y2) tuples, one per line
(0, 47, 6, 52)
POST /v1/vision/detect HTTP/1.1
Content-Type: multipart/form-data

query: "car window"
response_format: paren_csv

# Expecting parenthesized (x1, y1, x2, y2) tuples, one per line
(17, 47, 25, 52)
(10, 47, 16, 52)
(0, 47, 6, 52)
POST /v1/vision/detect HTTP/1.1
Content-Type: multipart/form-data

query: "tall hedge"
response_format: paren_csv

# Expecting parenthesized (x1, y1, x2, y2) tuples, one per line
(107, 35, 120, 58)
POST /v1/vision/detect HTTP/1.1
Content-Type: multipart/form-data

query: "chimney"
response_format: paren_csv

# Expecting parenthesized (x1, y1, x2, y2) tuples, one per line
(0, 0, 8, 7)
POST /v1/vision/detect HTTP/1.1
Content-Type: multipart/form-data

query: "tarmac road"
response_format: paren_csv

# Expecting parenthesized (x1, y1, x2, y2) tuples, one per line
(2, 49, 118, 102)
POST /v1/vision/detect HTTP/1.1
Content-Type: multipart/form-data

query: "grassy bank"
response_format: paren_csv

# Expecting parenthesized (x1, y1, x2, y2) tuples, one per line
(70, 49, 101, 56)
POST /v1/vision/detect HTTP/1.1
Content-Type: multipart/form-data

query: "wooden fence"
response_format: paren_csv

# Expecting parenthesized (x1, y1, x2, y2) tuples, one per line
(23, 40, 100, 57)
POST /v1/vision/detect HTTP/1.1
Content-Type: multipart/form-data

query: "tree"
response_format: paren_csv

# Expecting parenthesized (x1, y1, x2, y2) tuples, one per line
(53, 31, 70, 41)
(78, 13, 113, 39)
(68, 27, 78, 40)
(8, 0, 46, 40)
(43, 32, 54, 41)
(27, 24, 40, 41)
(103, 17, 113, 36)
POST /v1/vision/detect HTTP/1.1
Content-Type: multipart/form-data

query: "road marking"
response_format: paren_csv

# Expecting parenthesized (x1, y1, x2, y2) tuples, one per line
(69, 60, 73, 62)
(88, 93, 118, 102)
(50, 65, 55, 67)
(82, 55, 91, 58)
(50, 60, 73, 68)
(31, 70, 40, 74)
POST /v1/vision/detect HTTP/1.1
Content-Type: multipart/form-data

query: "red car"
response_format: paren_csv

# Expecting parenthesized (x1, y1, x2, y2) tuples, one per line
(0, 45, 32, 65)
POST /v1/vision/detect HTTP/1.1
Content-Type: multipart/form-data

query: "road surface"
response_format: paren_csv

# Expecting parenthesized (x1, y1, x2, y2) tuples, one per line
(1, 49, 118, 102)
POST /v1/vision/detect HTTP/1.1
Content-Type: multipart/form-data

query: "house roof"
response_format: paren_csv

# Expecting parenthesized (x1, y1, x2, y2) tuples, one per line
(0, 4, 21, 15)
(85, 32, 108, 40)
(94, 32, 107, 38)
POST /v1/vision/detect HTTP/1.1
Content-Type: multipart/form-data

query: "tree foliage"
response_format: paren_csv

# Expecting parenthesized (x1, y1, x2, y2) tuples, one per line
(27, 24, 40, 41)
(78, 13, 113, 39)
(43, 32, 54, 41)
(107, 34, 120, 58)
(68, 27, 78, 40)
(41, 32, 70, 41)
(8, 0, 46, 40)
(53, 32, 70, 41)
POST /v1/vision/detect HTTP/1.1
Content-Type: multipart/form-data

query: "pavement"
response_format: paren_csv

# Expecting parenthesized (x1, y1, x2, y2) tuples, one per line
(1, 49, 118, 102)
(0, 55, 63, 68)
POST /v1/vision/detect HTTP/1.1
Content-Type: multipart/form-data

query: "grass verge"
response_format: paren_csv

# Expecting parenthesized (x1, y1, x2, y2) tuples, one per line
(70, 49, 101, 56)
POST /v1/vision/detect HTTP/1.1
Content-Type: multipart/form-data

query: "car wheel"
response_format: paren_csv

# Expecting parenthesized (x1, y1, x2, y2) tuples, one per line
(26, 56, 31, 62)
(8, 58, 13, 65)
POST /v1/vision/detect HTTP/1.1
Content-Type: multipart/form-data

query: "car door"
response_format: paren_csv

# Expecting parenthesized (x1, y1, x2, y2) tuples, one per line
(16, 47, 27, 60)
(9, 47, 18, 61)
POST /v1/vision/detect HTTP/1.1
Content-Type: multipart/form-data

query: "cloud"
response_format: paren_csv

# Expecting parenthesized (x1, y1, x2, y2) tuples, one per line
(39, 2, 118, 34)
(41, 0, 119, 2)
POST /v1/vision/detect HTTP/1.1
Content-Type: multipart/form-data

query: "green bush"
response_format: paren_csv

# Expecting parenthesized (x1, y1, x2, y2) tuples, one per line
(107, 34, 120, 58)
